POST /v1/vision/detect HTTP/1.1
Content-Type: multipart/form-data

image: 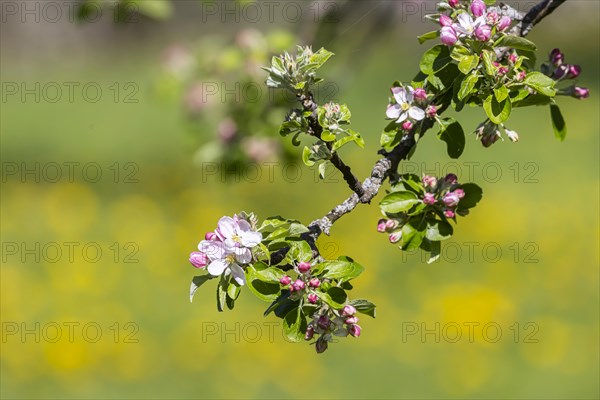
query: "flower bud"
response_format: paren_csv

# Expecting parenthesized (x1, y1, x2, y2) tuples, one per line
(481, 132, 501, 147)
(189, 252, 208, 268)
(315, 337, 328, 353)
(497, 16, 512, 31)
(426, 104, 438, 118)
(549, 48, 564, 66)
(571, 86, 590, 99)
(385, 219, 399, 231)
(205, 232, 218, 241)
(423, 192, 436, 205)
(440, 26, 458, 46)
(292, 279, 306, 291)
(345, 316, 359, 325)
(486, 12, 499, 26)
(443, 191, 461, 207)
(305, 325, 315, 341)
(279, 275, 292, 286)
(470, 0, 486, 17)
(449, 0, 459, 8)
(389, 231, 402, 244)
(297, 261, 311, 273)
(317, 315, 331, 330)
(348, 324, 362, 338)
(567, 64, 581, 79)
(457, 208, 470, 216)
(553, 65, 568, 80)
(402, 120, 414, 131)
(309, 277, 321, 288)
(474, 25, 492, 42)
(517, 71, 526, 81)
(445, 173, 458, 184)
(377, 218, 387, 233)
(307, 293, 318, 304)
(444, 209, 456, 218)
(439, 14, 453, 27)
(505, 128, 519, 142)
(341, 305, 357, 317)
(508, 53, 518, 64)
(422, 175, 438, 189)
(498, 66, 509, 75)
(413, 88, 428, 101)
(453, 188, 465, 199)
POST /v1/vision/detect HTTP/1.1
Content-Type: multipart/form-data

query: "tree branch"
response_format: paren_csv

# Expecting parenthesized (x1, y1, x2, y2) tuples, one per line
(301, 0, 567, 245)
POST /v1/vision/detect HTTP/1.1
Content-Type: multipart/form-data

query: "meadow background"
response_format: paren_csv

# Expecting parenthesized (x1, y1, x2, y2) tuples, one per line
(1, 1, 599, 399)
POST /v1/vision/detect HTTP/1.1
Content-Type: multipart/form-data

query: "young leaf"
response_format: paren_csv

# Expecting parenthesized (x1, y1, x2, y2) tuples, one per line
(437, 119, 465, 159)
(380, 191, 420, 213)
(349, 299, 377, 318)
(302, 146, 315, 167)
(283, 307, 307, 343)
(494, 86, 509, 103)
(483, 95, 512, 124)
(457, 183, 483, 210)
(425, 219, 454, 241)
(313, 257, 365, 282)
(420, 45, 452, 75)
(458, 72, 478, 101)
(495, 35, 537, 51)
(550, 104, 567, 141)
(190, 275, 215, 303)
(418, 30, 440, 44)
(458, 55, 479, 74)
(523, 72, 556, 97)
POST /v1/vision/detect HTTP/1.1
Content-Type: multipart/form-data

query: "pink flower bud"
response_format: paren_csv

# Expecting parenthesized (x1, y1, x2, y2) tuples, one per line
(517, 71, 526, 81)
(205, 232, 218, 241)
(413, 88, 428, 101)
(426, 104, 438, 118)
(315, 337, 328, 353)
(377, 218, 387, 233)
(389, 231, 402, 244)
(292, 279, 306, 291)
(385, 219, 399, 231)
(498, 16, 512, 31)
(423, 192, 436, 205)
(508, 53, 518, 64)
(297, 262, 311, 273)
(305, 325, 315, 341)
(402, 120, 414, 131)
(189, 252, 208, 268)
(280, 275, 292, 286)
(345, 316, 359, 325)
(439, 14, 453, 27)
(449, 0, 459, 8)
(486, 12, 499, 26)
(567, 64, 581, 79)
(553, 65, 568, 80)
(348, 324, 362, 338)
(443, 191, 461, 207)
(498, 66, 509, 75)
(549, 48, 564, 66)
(309, 278, 321, 288)
(307, 293, 318, 304)
(422, 175, 438, 189)
(317, 315, 331, 330)
(341, 305, 357, 317)
(474, 25, 492, 42)
(445, 173, 458, 184)
(572, 86, 590, 99)
(444, 209, 456, 218)
(453, 188, 465, 199)
(440, 26, 458, 46)
(470, 0, 486, 17)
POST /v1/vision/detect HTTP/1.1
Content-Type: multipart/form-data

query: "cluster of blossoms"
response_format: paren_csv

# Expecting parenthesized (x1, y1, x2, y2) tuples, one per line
(542, 48, 590, 100)
(305, 305, 361, 353)
(189, 214, 262, 285)
(378, 173, 468, 243)
(386, 85, 437, 131)
(438, 0, 511, 46)
(279, 261, 322, 303)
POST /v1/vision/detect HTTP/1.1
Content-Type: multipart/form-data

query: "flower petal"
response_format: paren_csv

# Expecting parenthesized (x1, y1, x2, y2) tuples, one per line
(207, 259, 228, 276)
(386, 104, 401, 119)
(234, 247, 252, 264)
(236, 219, 252, 233)
(408, 106, 425, 121)
(395, 111, 408, 123)
(229, 263, 246, 286)
(198, 240, 225, 260)
(392, 87, 407, 104)
(217, 216, 236, 239)
(240, 231, 262, 247)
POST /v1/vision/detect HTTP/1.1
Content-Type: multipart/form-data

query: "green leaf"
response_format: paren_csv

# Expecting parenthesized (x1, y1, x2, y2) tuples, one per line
(420, 45, 452, 75)
(494, 86, 509, 103)
(380, 191, 420, 214)
(245, 266, 281, 302)
(450, 46, 471, 62)
(190, 275, 215, 303)
(317, 287, 348, 309)
(425, 219, 454, 241)
(458, 72, 479, 101)
(427, 241, 441, 264)
(418, 30, 440, 44)
(457, 183, 483, 210)
(482, 51, 496, 76)
(483, 95, 512, 124)
(401, 220, 426, 251)
(550, 104, 567, 141)
(437, 118, 465, 159)
(302, 146, 315, 167)
(285, 240, 313, 263)
(321, 130, 336, 142)
(495, 35, 537, 52)
(133, 0, 174, 20)
(349, 299, 377, 318)
(283, 307, 307, 343)
(312, 256, 364, 282)
(216, 275, 228, 312)
(523, 72, 556, 97)
(309, 48, 334, 69)
(318, 161, 330, 180)
(458, 55, 479, 74)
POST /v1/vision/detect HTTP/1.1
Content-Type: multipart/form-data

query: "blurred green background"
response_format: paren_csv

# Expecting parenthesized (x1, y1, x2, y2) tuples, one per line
(1, 1, 598, 399)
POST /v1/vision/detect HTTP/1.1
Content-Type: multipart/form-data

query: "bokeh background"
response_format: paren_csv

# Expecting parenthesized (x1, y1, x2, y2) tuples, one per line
(1, 0, 599, 398)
